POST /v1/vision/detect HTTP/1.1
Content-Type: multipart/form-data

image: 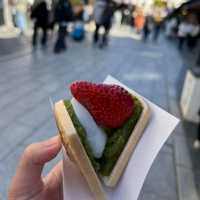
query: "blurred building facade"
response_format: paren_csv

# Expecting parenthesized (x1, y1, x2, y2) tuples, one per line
(0, 0, 13, 27)
(0, 0, 3, 25)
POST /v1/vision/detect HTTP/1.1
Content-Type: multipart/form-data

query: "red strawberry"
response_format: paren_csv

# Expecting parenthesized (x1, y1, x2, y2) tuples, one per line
(70, 81, 134, 128)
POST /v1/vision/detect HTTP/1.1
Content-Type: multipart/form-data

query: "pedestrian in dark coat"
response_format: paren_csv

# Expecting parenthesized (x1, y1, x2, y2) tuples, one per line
(143, 16, 151, 41)
(93, 0, 116, 48)
(54, 0, 74, 53)
(31, 0, 48, 47)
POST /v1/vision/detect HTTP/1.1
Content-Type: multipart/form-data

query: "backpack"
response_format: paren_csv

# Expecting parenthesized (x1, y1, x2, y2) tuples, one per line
(71, 22, 85, 41)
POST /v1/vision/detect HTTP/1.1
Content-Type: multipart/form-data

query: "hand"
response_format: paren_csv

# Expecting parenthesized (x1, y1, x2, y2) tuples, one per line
(8, 136, 63, 200)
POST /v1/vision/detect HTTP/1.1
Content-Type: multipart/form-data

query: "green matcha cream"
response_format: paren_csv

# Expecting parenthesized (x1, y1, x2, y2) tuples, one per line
(64, 97, 143, 177)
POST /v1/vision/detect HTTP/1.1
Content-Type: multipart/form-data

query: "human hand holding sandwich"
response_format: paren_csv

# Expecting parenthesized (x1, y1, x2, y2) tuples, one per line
(8, 136, 63, 200)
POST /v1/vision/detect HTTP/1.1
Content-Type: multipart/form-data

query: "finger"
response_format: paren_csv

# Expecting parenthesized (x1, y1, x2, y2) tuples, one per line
(43, 161, 63, 200)
(18, 136, 61, 183)
(9, 136, 61, 194)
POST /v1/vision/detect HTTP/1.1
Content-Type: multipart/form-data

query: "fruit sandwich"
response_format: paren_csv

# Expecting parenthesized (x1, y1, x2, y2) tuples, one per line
(54, 81, 151, 200)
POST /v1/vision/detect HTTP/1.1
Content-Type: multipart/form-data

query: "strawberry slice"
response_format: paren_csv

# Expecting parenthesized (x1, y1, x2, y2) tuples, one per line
(70, 81, 134, 128)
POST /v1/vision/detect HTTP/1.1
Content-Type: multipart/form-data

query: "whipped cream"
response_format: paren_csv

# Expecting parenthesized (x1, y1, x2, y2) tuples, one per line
(71, 98, 107, 158)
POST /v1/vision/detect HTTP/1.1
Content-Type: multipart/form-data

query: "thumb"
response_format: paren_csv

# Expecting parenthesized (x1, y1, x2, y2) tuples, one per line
(9, 136, 61, 198)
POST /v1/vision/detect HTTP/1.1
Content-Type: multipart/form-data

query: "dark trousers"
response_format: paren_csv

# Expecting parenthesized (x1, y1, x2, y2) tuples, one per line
(196, 52, 200, 65)
(54, 24, 67, 53)
(187, 36, 198, 50)
(178, 37, 185, 50)
(197, 123, 200, 141)
(143, 28, 150, 41)
(32, 23, 47, 47)
(153, 25, 161, 42)
(93, 23, 111, 45)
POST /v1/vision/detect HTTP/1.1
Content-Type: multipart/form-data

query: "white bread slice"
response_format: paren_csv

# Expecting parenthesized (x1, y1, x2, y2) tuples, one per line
(54, 100, 106, 200)
(54, 94, 151, 196)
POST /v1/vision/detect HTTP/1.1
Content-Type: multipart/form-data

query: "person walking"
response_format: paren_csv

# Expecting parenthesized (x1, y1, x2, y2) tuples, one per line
(54, 0, 74, 53)
(187, 21, 200, 50)
(177, 20, 191, 50)
(142, 15, 152, 41)
(134, 8, 145, 34)
(31, 0, 49, 48)
(177, 21, 186, 50)
(93, 0, 116, 48)
(152, 14, 162, 42)
(15, 0, 28, 34)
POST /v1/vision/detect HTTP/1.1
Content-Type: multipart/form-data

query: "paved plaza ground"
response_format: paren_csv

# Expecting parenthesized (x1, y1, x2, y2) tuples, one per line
(0, 26, 200, 200)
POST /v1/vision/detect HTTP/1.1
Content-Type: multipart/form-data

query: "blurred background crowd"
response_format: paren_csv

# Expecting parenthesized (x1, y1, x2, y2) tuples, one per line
(1, 0, 199, 53)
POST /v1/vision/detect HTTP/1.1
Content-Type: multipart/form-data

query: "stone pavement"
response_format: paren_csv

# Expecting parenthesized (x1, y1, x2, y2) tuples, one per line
(0, 37, 31, 61)
(0, 26, 200, 200)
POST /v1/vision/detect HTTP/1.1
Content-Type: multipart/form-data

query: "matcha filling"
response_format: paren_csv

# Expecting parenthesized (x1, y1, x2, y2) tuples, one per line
(64, 97, 143, 177)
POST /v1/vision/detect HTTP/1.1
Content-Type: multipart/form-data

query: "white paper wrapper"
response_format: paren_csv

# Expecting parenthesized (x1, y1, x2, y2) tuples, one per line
(62, 75, 179, 200)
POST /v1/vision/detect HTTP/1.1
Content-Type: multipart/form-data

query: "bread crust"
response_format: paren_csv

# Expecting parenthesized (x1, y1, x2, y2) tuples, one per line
(54, 100, 106, 200)
(102, 94, 151, 187)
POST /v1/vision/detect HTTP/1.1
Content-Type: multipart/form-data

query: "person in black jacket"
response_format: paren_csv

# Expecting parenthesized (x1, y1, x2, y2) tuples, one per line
(31, 0, 49, 48)
(93, 0, 116, 48)
(54, 0, 73, 53)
